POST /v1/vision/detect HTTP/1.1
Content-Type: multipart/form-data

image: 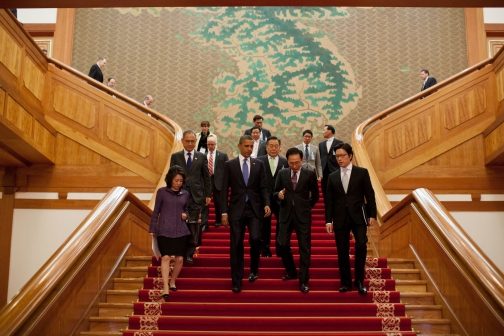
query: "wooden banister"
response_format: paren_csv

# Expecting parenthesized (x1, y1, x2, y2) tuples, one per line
(0, 187, 153, 335)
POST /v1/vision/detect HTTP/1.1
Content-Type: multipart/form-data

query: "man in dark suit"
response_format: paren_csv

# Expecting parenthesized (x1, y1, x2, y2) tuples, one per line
(318, 125, 343, 198)
(274, 148, 319, 293)
(325, 143, 377, 295)
(88, 57, 106, 83)
(420, 69, 437, 92)
(221, 135, 271, 293)
(256, 136, 288, 257)
(244, 115, 272, 142)
(170, 130, 212, 263)
(202, 135, 228, 228)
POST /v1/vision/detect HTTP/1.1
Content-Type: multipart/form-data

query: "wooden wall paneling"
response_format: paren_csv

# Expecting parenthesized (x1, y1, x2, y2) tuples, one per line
(53, 85, 97, 129)
(484, 120, 504, 165)
(496, 68, 504, 104)
(52, 9, 75, 65)
(5, 95, 33, 135)
(153, 131, 173, 173)
(465, 8, 487, 67)
(0, 22, 22, 78)
(54, 134, 102, 165)
(22, 55, 45, 101)
(386, 111, 433, 159)
(106, 113, 152, 158)
(0, 192, 15, 306)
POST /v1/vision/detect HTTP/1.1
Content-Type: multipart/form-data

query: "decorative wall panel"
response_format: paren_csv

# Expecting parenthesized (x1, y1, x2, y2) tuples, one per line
(53, 86, 96, 129)
(23, 56, 45, 101)
(386, 113, 432, 159)
(33, 120, 55, 156)
(0, 88, 5, 116)
(72, 7, 467, 156)
(106, 114, 151, 158)
(497, 69, 504, 103)
(0, 25, 21, 78)
(5, 96, 32, 136)
(441, 85, 487, 130)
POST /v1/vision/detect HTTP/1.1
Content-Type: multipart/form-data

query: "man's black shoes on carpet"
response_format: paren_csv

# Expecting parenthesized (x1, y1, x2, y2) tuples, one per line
(248, 272, 258, 282)
(355, 281, 367, 295)
(300, 283, 309, 293)
(232, 285, 241, 293)
(282, 273, 297, 281)
(339, 285, 350, 292)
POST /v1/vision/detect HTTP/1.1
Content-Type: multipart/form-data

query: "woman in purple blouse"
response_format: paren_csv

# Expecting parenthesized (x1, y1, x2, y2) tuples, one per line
(150, 165, 190, 298)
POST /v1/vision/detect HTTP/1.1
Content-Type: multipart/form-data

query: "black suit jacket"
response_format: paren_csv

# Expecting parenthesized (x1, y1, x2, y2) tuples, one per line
(244, 128, 272, 142)
(421, 77, 437, 91)
(256, 155, 288, 195)
(211, 150, 229, 190)
(324, 165, 377, 229)
(273, 168, 319, 224)
(319, 138, 343, 174)
(88, 64, 103, 83)
(221, 157, 270, 221)
(170, 150, 212, 205)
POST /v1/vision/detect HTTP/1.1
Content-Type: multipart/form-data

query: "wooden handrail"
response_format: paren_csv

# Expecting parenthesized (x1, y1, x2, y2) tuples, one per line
(0, 186, 154, 335)
(383, 188, 504, 312)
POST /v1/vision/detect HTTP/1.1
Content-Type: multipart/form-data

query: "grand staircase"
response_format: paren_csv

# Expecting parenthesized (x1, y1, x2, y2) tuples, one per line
(81, 185, 453, 335)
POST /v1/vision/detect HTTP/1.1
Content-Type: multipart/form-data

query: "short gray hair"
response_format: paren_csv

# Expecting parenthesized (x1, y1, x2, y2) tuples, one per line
(183, 130, 197, 138)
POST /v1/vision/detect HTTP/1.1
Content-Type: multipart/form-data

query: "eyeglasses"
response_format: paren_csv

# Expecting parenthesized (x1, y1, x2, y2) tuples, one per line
(335, 154, 348, 159)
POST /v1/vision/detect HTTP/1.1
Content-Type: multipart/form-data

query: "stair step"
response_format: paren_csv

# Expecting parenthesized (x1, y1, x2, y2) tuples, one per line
(406, 305, 443, 319)
(391, 269, 421, 280)
(395, 280, 428, 292)
(81, 332, 122, 336)
(106, 290, 140, 303)
(400, 292, 435, 305)
(98, 302, 134, 317)
(89, 316, 128, 332)
(386, 258, 415, 269)
(412, 318, 452, 334)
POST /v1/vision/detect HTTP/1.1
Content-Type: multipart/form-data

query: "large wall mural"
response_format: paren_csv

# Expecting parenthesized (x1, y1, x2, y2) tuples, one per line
(72, 7, 467, 156)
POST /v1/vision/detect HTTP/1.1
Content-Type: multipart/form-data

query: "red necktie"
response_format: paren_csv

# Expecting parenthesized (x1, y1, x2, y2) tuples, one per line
(208, 152, 214, 176)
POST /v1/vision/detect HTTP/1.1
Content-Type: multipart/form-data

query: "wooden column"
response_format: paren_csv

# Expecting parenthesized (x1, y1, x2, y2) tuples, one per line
(0, 169, 16, 306)
(465, 8, 487, 66)
(53, 8, 75, 65)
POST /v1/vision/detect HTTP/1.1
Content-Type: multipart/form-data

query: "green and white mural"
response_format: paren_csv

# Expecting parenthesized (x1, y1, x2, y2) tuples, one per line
(73, 7, 467, 155)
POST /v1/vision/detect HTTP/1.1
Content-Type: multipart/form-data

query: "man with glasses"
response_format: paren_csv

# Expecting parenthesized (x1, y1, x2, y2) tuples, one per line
(170, 130, 212, 263)
(324, 143, 376, 295)
(296, 130, 322, 181)
(257, 137, 288, 257)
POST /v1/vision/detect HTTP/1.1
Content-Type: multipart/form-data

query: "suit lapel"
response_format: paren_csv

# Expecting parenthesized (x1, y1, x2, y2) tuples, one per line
(335, 168, 345, 194)
(234, 158, 247, 186)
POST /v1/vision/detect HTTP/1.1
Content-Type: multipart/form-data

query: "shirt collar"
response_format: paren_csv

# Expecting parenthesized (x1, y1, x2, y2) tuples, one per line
(341, 163, 353, 172)
(183, 149, 194, 156)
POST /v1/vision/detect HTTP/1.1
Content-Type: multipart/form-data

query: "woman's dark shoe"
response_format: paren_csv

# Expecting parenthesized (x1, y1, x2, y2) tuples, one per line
(162, 293, 169, 299)
(169, 284, 177, 291)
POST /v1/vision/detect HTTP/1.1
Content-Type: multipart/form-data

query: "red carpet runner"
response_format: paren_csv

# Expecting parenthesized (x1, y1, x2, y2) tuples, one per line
(123, 187, 414, 335)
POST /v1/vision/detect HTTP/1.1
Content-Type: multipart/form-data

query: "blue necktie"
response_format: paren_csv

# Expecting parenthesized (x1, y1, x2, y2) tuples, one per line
(187, 152, 192, 170)
(305, 145, 309, 162)
(243, 158, 249, 202)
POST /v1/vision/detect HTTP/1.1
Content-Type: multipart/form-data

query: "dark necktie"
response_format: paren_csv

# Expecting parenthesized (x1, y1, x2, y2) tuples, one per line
(187, 152, 192, 170)
(243, 158, 249, 202)
(292, 171, 297, 190)
(305, 145, 309, 162)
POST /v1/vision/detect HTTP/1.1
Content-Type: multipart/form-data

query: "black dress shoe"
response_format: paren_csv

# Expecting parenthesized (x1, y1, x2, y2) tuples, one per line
(201, 224, 209, 232)
(232, 285, 241, 293)
(261, 252, 272, 258)
(282, 273, 297, 281)
(300, 283, 309, 293)
(355, 281, 367, 295)
(248, 272, 258, 282)
(215, 222, 222, 227)
(185, 256, 194, 264)
(162, 293, 169, 300)
(339, 285, 351, 292)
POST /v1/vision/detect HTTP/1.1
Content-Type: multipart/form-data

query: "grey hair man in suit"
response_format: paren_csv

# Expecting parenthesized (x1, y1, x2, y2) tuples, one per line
(221, 135, 271, 293)
(274, 147, 319, 293)
(325, 143, 377, 295)
(201, 135, 229, 229)
(296, 130, 322, 181)
(88, 57, 106, 83)
(170, 130, 212, 263)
